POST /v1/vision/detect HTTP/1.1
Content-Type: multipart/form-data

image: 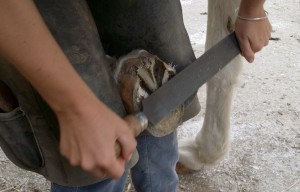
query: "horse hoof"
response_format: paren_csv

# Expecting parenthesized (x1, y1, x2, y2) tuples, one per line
(176, 162, 198, 175)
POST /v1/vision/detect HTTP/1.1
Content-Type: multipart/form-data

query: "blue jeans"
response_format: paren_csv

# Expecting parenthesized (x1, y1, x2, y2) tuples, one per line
(51, 131, 179, 192)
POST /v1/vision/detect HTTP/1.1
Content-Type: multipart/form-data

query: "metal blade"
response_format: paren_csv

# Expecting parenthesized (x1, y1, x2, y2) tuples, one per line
(142, 32, 241, 125)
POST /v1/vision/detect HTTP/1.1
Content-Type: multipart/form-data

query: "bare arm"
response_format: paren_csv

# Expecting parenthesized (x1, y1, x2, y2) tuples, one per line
(235, 0, 272, 62)
(0, 0, 136, 179)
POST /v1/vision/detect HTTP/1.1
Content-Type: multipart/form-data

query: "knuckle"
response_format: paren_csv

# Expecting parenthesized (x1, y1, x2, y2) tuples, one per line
(124, 139, 137, 157)
(100, 158, 111, 168)
(81, 164, 93, 171)
(91, 170, 106, 179)
(70, 158, 79, 166)
(81, 160, 94, 171)
(95, 155, 110, 168)
(252, 45, 262, 53)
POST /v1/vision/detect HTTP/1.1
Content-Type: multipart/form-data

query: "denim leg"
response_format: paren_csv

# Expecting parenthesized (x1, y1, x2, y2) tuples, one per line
(51, 171, 128, 192)
(131, 131, 179, 192)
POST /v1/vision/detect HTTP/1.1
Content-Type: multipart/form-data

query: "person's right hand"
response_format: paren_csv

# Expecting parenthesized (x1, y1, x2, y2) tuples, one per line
(56, 96, 137, 179)
(0, 0, 136, 180)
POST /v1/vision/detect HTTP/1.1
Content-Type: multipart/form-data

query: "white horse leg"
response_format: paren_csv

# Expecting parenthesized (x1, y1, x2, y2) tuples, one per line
(178, 0, 242, 172)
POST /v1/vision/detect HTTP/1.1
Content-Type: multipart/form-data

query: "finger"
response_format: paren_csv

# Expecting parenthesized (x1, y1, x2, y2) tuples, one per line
(59, 133, 81, 166)
(90, 168, 107, 179)
(59, 136, 73, 160)
(104, 156, 125, 179)
(238, 37, 255, 63)
(250, 40, 263, 53)
(264, 37, 269, 46)
(69, 138, 81, 166)
(80, 153, 96, 172)
(117, 134, 137, 161)
(90, 158, 125, 180)
(269, 24, 273, 35)
(264, 29, 270, 46)
(69, 151, 80, 166)
(265, 24, 272, 46)
(59, 141, 69, 157)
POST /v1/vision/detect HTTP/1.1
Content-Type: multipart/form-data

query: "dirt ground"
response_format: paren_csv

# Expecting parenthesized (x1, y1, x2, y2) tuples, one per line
(0, 0, 299, 192)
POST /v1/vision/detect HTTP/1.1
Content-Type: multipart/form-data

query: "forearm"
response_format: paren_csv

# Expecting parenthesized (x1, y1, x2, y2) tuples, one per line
(239, 0, 266, 17)
(0, 0, 101, 113)
(0, 0, 146, 179)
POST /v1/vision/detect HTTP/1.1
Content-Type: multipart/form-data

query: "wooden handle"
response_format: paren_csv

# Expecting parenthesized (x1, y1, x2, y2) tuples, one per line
(115, 113, 148, 157)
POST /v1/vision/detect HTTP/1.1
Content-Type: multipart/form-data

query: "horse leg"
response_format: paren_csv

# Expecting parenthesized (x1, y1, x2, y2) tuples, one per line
(177, 0, 242, 173)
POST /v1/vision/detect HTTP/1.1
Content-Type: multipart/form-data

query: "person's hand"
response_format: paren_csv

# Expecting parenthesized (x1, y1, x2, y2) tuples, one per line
(56, 96, 137, 179)
(235, 6, 272, 63)
(0, 0, 136, 180)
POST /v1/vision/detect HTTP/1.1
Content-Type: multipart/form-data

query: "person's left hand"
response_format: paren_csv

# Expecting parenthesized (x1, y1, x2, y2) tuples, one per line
(235, 8, 272, 63)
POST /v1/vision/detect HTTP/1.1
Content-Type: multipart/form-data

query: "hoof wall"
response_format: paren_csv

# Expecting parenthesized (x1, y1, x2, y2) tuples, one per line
(176, 162, 198, 175)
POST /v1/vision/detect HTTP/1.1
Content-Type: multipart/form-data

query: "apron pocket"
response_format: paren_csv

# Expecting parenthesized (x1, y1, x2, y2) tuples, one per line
(0, 107, 43, 169)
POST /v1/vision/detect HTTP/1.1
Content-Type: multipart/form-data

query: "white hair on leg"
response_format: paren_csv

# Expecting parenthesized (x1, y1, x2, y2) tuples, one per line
(178, 0, 243, 172)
